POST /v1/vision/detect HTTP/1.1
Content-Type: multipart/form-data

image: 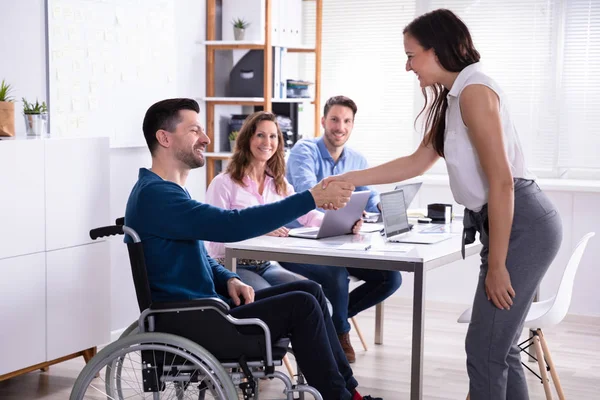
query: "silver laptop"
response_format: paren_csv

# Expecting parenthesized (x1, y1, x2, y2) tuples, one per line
(365, 181, 422, 223)
(288, 191, 371, 239)
(394, 182, 422, 208)
(380, 189, 452, 245)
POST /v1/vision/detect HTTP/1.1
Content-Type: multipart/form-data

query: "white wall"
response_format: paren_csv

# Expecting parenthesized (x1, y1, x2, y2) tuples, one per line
(0, 0, 48, 136)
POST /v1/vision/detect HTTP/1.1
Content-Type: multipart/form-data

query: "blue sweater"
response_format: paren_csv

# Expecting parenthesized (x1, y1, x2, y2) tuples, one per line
(125, 168, 316, 303)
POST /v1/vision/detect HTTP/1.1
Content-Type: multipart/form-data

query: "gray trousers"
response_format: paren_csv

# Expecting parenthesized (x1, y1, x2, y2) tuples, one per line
(464, 179, 563, 399)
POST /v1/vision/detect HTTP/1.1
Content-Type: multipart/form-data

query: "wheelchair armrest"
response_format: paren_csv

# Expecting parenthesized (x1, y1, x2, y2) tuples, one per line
(149, 297, 230, 314)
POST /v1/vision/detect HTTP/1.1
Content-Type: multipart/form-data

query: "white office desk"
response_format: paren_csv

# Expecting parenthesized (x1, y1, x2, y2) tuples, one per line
(225, 221, 481, 400)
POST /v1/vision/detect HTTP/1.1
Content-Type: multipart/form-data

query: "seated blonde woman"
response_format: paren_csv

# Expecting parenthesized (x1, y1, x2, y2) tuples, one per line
(206, 111, 370, 363)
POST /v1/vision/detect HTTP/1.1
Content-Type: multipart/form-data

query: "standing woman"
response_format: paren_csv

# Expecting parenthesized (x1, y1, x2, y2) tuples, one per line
(327, 9, 563, 399)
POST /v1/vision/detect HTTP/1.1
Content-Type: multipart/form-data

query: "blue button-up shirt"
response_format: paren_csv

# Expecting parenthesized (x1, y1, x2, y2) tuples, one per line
(286, 137, 380, 213)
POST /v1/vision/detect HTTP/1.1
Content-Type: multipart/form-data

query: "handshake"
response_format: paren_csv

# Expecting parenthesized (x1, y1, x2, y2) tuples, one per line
(309, 177, 355, 210)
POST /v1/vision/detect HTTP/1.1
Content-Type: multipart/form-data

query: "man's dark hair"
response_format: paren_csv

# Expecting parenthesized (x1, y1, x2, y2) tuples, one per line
(142, 98, 200, 155)
(323, 95, 358, 118)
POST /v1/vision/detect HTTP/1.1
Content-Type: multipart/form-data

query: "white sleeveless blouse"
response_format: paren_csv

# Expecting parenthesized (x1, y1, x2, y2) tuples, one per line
(443, 62, 535, 212)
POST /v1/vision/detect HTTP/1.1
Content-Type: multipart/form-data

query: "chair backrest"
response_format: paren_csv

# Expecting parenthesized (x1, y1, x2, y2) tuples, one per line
(544, 232, 595, 325)
(115, 217, 153, 312)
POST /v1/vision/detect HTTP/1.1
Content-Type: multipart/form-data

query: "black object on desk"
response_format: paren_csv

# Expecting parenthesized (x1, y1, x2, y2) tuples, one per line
(427, 203, 453, 224)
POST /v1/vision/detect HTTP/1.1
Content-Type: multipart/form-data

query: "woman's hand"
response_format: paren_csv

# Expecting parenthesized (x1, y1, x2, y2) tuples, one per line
(318, 174, 351, 210)
(321, 173, 349, 190)
(485, 265, 516, 310)
(352, 218, 363, 234)
(266, 227, 290, 237)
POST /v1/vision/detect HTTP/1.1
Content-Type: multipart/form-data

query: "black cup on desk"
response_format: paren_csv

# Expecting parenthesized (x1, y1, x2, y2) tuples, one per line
(427, 203, 453, 224)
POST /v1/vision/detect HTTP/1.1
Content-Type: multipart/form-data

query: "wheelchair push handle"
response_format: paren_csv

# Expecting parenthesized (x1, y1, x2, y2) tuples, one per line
(90, 225, 124, 240)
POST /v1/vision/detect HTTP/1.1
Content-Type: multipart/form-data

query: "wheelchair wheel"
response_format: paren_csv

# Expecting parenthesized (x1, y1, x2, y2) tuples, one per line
(70, 332, 239, 399)
(118, 320, 140, 338)
(103, 320, 139, 397)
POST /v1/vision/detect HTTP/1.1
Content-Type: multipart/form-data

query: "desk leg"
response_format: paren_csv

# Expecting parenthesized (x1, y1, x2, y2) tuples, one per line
(375, 302, 384, 345)
(411, 265, 425, 400)
(224, 248, 237, 273)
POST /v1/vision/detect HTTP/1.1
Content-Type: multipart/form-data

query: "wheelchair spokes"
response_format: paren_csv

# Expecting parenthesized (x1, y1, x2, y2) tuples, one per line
(70, 333, 239, 400)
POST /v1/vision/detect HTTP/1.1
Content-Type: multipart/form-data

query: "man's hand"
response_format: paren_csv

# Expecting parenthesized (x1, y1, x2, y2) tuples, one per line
(266, 227, 290, 237)
(310, 179, 354, 209)
(352, 218, 363, 234)
(227, 278, 255, 306)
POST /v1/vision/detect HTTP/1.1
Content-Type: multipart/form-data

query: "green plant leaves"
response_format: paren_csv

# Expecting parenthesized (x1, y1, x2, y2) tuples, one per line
(22, 98, 48, 114)
(0, 79, 14, 102)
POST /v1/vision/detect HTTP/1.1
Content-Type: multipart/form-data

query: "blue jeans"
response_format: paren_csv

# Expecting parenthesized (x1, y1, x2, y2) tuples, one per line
(280, 262, 402, 334)
(236, 261, 301, 291)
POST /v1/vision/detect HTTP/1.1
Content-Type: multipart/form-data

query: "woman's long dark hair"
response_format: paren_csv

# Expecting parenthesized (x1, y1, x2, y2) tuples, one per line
(226, 111, 288, 195)
(404, 9, 480, 157)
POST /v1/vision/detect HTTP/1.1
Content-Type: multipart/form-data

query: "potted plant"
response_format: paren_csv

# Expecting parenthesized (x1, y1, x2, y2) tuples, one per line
(22, 98, 48, 137)
(232, 18, 250, 41)
(0, 79, 15, 137)
(228, 130, 239, 151)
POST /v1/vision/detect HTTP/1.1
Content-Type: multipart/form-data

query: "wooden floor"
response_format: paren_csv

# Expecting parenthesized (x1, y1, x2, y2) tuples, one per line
(1, 296, 599, 399)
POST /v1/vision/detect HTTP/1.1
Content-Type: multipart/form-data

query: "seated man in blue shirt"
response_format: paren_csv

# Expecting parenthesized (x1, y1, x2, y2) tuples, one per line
(124, 98, 381, 400)
(284, 95, 402, 362)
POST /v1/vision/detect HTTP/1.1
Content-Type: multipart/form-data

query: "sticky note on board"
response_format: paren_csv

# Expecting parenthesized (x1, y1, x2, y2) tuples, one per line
(115, 8, 124, 25)
(52, 5, 61, 19)
(72, 98, 82, 112)
(88, 96, 98, 111)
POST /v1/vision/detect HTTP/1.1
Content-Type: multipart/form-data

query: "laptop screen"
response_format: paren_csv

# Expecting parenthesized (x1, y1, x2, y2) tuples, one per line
(393, 182, 422, 208)
(380, 189, 411, 238)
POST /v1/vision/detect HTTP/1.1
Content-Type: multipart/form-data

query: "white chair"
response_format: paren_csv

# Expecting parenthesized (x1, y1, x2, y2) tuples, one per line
(458, 232, 595, 400)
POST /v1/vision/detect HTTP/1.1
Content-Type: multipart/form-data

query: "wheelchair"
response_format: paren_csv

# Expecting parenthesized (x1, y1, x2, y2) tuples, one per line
(69, 218, 322, 400)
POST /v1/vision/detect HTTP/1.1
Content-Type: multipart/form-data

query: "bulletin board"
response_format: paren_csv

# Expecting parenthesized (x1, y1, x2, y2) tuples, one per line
(47, 0, 176, 147)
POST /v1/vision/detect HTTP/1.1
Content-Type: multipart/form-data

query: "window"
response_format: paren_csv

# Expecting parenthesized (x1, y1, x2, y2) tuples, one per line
(302, 0, 417, 166)
(558, 0, 600, 172)
(303, 0, 600, 178)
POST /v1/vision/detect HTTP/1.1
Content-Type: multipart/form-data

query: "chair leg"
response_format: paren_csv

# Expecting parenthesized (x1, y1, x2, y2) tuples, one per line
(537, 329, 566, 400)
(283, 355, 295, 379)
(533, 335, 554, 400)
(351, 317, 368, 351)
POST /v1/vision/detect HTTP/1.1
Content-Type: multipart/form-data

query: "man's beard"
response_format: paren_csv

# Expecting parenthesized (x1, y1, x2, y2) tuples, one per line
(325, 129, 347, 147)
(176, 148, 205, 169)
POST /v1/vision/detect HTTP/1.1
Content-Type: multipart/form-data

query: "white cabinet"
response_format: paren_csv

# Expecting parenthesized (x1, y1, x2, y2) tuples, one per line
(47, 241, 110, 360)
(0, 140, 45, 260)
(0, 137, 110, 380)
(45, 137, 110, 251)
(0, 253, 46, 375)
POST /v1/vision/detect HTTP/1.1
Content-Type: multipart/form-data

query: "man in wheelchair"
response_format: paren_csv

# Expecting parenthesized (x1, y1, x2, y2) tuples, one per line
(123, 98, 383, 400)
